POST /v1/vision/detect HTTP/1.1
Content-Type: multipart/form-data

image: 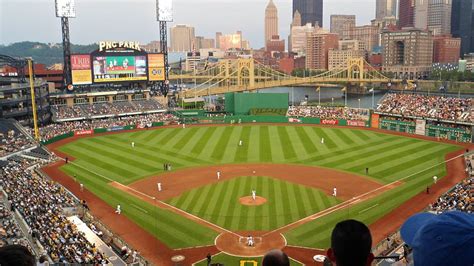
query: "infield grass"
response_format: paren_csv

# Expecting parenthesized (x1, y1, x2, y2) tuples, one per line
(58, 125, 461, 249)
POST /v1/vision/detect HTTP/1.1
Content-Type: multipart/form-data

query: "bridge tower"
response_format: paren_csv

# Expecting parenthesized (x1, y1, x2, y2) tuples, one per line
(347, 58, 365, 80)
(237, 58, 255, 89)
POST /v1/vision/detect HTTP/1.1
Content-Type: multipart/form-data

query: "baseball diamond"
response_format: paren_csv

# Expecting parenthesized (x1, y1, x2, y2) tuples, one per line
(41, 123, 463, 264)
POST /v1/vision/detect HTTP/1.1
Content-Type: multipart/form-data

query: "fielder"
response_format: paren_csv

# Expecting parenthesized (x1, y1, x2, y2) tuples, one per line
(182, 123, 186, 129)
(332, 187, 337, 197)
(321, 138, 325, 144)
(217, 171, 221, 180)
(115, 204, 121, 214)
(131, 142, 135, 148)
(239, 140, 243, 146)
(251, 190, 256, 201)
(80, 183, 84, 192)
(247, 235, 254, 247)
(433, 175, 438, 184)
(157, 182, 162, 192)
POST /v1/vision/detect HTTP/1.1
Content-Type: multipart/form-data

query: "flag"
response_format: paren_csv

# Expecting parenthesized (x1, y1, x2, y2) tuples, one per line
(369, 88, 374, 92)
(341, 87, 346, 92)
(316, 87, 320, 92)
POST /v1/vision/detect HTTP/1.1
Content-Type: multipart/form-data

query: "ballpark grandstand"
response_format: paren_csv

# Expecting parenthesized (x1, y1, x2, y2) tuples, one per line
(1, 58, 473, 266)
(1, 0, 474, 259)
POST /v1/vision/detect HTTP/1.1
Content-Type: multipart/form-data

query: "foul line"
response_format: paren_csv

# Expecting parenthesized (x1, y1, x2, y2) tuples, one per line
(263, 153, 464, 237)
(64, 158, 242, 239)
(359, 204, 379, 214)
(131, 204, 149, 214)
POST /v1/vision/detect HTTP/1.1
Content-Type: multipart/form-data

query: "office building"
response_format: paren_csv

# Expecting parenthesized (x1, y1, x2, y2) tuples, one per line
(265, 0, 279, 48)
(451, 0, 474, 56)
(293, 0, 323, 27)
(330, 15, 356, 39)
(376, 0, 398, 19)
(399, 0, 415, 27)
(170, 24, 195, 52)
(306, 32, 339, 70)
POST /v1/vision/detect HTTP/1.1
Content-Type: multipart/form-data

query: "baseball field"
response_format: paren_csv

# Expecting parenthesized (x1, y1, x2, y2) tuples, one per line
(49, 124, 462, 264)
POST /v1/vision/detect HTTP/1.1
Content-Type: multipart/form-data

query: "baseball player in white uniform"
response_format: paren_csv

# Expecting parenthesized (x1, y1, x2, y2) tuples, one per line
(131, 142, 135, 148)
(239, 140, 243, 146)
(80, 183, 84, 192)
(217, 171, 221, 180)
(321, 138, 325, 144)
(251, 190, 256, 201)
(157, 182, 162, 192)
(115, 204, 121, 214)
(332, 187, 337, 197)
(433, 175, 438, 184)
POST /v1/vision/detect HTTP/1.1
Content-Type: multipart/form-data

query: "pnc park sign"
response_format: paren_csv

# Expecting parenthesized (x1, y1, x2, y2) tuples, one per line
(99, 41, 141, 52)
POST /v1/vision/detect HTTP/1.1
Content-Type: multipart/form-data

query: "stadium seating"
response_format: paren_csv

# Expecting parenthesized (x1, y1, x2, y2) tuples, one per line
(0, 120, 35, 158)
(287, 106, 370, 121)
(377, 93, 472, 122)
(51, 100, 166, 121)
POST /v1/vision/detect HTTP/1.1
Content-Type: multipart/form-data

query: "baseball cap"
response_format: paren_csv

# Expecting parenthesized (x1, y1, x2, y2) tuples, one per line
(400, 211, 474, 266)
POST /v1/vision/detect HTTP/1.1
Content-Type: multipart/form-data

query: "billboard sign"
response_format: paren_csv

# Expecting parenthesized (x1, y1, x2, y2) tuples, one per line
(71, 54, 92, 85)
(157, 0, 173, 22)
(148, 53, 165, 81)
(55, 0, 76, 17)
(415, 119, 426, 135)
(93, 55, 147, 83)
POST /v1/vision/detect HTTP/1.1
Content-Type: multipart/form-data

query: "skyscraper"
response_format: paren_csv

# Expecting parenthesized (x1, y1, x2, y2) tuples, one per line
(265, 0, 279, 48)
(376, 0, 398, 19)
(293, 0, 323, 27)
(399, 0, 415, 27)
(306, 32, 339, 70)
(415, 0, 453, 35)
(451, 0, 474, 56)
(330, 15, 356, 39)
(170, 25, 195, 52)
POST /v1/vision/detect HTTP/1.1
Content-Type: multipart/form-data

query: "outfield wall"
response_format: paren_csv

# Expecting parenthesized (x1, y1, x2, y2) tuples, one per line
(225, 93, 289, 115)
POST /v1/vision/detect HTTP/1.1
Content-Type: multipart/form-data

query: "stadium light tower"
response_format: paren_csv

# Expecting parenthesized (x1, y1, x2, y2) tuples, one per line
(55, 0, 76, 89)
(157, 0, 173, 97)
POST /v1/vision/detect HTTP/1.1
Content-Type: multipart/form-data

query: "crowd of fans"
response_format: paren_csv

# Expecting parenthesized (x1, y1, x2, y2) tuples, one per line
(377, 93, 472, 122)
(287, 106, 370, 121)
(51, 100, 165, 120)
(35, 113, 178, 141)
(0, 158, 109, 264)
(0, 121, 35, 158)
(0, 203, 33, 253)
(429, 156, 473, 214)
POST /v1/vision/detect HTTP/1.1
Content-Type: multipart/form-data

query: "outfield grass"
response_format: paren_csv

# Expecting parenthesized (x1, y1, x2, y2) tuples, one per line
(167, 176, 341, 230)
(58, 125, 461, 249)
(193, 253, 303, 266)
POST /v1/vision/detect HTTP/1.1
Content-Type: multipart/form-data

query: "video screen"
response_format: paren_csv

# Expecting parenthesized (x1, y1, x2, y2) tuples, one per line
(93, 55, 147, 83)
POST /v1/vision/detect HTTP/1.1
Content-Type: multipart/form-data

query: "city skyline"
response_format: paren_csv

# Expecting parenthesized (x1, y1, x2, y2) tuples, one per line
(1, 0, 376, 48)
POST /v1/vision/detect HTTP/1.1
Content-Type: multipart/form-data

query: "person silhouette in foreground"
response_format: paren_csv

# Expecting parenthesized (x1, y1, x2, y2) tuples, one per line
(262, 249, 290, 266)
(0, 245, 35, 266)
(327, 219, 374, 266)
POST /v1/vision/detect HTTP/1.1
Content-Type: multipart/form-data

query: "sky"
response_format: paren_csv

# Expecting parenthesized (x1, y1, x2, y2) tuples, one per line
(0, 0, 376, 49)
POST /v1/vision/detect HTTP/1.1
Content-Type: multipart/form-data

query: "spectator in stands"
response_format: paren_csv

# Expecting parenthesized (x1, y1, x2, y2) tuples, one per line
(0, 244, 36, 266)
(430, 176, 472, 213)
(287, 106, 370, 121)
(377, 93, 472, 122)
(327, 219, 374, 266)
(262, 249, 290, 266)
(400, 211, 474, 266)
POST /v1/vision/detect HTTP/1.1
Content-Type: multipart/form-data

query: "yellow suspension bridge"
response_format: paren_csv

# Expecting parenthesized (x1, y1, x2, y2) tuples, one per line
(170, 57, 411, 99)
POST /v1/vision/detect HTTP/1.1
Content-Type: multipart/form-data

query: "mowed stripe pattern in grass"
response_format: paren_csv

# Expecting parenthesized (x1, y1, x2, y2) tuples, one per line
(57, 125, 461, 249)
(166, 176, 340, 231)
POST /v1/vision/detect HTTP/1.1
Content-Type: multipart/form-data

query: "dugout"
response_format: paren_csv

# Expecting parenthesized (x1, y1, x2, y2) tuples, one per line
(225, 92, 289, 115)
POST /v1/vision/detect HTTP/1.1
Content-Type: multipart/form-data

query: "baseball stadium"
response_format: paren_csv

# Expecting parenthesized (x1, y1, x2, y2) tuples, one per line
(1, 0, 474, 265)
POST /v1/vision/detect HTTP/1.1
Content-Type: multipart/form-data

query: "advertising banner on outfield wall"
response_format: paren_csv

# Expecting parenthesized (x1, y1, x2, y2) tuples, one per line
(74, 130, 93, 136)
(288, 117, 302, 123)
(371, 114, 380, 128)
(415, 119, 426, 135)
(321, 119, 338, 125)
(71, 55, 92, 85)
(347, 120, 366, 127)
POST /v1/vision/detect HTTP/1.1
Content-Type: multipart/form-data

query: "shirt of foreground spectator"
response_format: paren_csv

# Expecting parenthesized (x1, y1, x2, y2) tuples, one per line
(400, 211, 474, 266)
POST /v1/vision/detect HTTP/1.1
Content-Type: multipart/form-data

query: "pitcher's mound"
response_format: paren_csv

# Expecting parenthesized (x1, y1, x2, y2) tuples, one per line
(239, 196, 267, 206)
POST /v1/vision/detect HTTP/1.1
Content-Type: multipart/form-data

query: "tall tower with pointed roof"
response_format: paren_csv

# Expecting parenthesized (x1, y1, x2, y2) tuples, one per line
(265, 0, 279, 48)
